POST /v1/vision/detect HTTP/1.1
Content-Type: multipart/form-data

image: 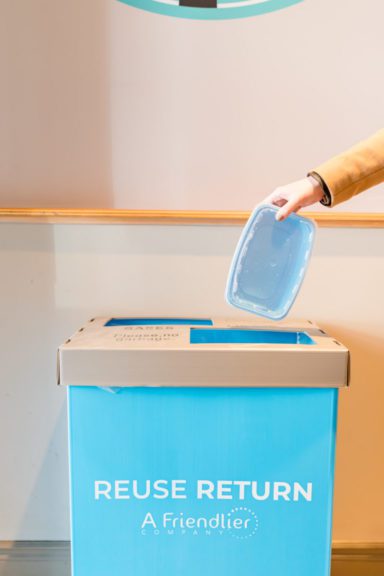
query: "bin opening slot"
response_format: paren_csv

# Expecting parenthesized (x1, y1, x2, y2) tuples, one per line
(105, 318, 213, 327)
(190, 328, 315, 345)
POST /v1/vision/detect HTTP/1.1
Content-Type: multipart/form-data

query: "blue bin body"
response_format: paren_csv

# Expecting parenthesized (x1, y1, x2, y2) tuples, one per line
(67, 385, 338, 576)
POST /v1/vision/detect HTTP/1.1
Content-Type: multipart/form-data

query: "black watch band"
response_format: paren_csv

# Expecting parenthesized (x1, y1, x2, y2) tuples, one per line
(308, 171, 332, 206)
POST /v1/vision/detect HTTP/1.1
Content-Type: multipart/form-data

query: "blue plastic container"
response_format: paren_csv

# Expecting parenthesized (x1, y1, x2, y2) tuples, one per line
(59, 317, 349, 576)
(226, 204, 316, 320)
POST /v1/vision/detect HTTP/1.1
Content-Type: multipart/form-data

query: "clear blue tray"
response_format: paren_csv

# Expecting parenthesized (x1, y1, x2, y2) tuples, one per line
(226, 204, 316, 320)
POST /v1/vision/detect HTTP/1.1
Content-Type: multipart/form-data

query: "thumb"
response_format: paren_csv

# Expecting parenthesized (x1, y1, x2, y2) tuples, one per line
(276, 196, 301, 221)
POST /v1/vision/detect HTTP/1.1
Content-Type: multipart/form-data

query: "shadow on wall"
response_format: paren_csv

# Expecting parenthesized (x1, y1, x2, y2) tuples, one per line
(321, 323, 384, 540)
(15, 401, 70, 542)
(0, 409, 71, 575)
(0, 0, 112, 208)
(0, 225, 74, 544)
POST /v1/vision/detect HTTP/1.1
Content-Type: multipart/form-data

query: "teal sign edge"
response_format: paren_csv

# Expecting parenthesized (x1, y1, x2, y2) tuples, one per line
(117, 0, 304, 21)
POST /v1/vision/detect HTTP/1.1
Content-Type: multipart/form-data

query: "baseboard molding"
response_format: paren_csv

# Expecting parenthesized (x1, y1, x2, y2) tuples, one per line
(1, 541, 384, 572)
(0, 540, 69, 560)
(332, 542, 384, 562)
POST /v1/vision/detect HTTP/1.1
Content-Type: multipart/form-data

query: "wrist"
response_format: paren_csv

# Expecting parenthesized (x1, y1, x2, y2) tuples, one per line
(307, 175, 325, 200)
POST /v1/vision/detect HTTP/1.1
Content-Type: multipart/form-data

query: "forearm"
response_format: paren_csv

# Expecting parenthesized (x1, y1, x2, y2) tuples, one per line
(310, 128, 384, 207)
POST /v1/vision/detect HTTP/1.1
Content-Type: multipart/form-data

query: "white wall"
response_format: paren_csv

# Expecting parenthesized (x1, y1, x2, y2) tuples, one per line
(1, 221, 384, 542)
(1, 0, 384, 211)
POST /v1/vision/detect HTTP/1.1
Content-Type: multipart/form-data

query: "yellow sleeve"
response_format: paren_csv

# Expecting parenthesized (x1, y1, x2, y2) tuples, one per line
(311, 129, 384, 207)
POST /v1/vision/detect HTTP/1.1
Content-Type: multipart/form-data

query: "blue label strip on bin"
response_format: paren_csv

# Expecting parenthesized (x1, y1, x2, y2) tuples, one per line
(190, 328, 315, 345)
(105, 318, 213, 327)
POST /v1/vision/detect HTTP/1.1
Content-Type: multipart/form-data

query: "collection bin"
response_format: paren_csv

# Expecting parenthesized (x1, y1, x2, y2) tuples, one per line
(58, 317, 349, 576)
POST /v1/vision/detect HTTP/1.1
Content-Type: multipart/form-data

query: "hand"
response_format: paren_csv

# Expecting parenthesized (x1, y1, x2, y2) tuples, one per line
(264, 176, 325, 221)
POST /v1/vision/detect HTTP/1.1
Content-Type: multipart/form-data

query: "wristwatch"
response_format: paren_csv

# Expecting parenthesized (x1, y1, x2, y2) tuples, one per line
(307, 171, 332, 206)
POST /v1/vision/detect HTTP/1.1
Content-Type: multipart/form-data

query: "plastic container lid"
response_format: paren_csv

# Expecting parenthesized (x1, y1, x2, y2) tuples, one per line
(226, 204, 316, 320)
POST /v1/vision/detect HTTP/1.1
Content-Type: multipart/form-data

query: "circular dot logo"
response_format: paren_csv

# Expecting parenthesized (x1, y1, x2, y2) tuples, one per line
(228, 507, 259, 540)
(118, 0, 304, 20)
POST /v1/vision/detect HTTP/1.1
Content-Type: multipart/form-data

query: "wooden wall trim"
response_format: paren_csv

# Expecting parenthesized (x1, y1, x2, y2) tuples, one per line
(1, 208, 384, 227)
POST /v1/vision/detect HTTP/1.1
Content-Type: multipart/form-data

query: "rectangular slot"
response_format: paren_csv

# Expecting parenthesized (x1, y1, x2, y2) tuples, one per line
(190, 328, 315, 345)
(105, 318, 213, 327)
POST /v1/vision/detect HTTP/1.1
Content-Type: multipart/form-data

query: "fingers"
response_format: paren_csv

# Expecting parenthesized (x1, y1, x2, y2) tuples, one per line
(276, 196, 301, 221)
(263, 180, 311, 221)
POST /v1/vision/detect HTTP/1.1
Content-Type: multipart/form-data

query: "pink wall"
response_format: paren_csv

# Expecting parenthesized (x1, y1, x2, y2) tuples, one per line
(1, 0, 384, 211)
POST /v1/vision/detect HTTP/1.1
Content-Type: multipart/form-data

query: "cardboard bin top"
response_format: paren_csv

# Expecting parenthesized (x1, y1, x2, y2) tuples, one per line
(58, 317, 349, 388)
